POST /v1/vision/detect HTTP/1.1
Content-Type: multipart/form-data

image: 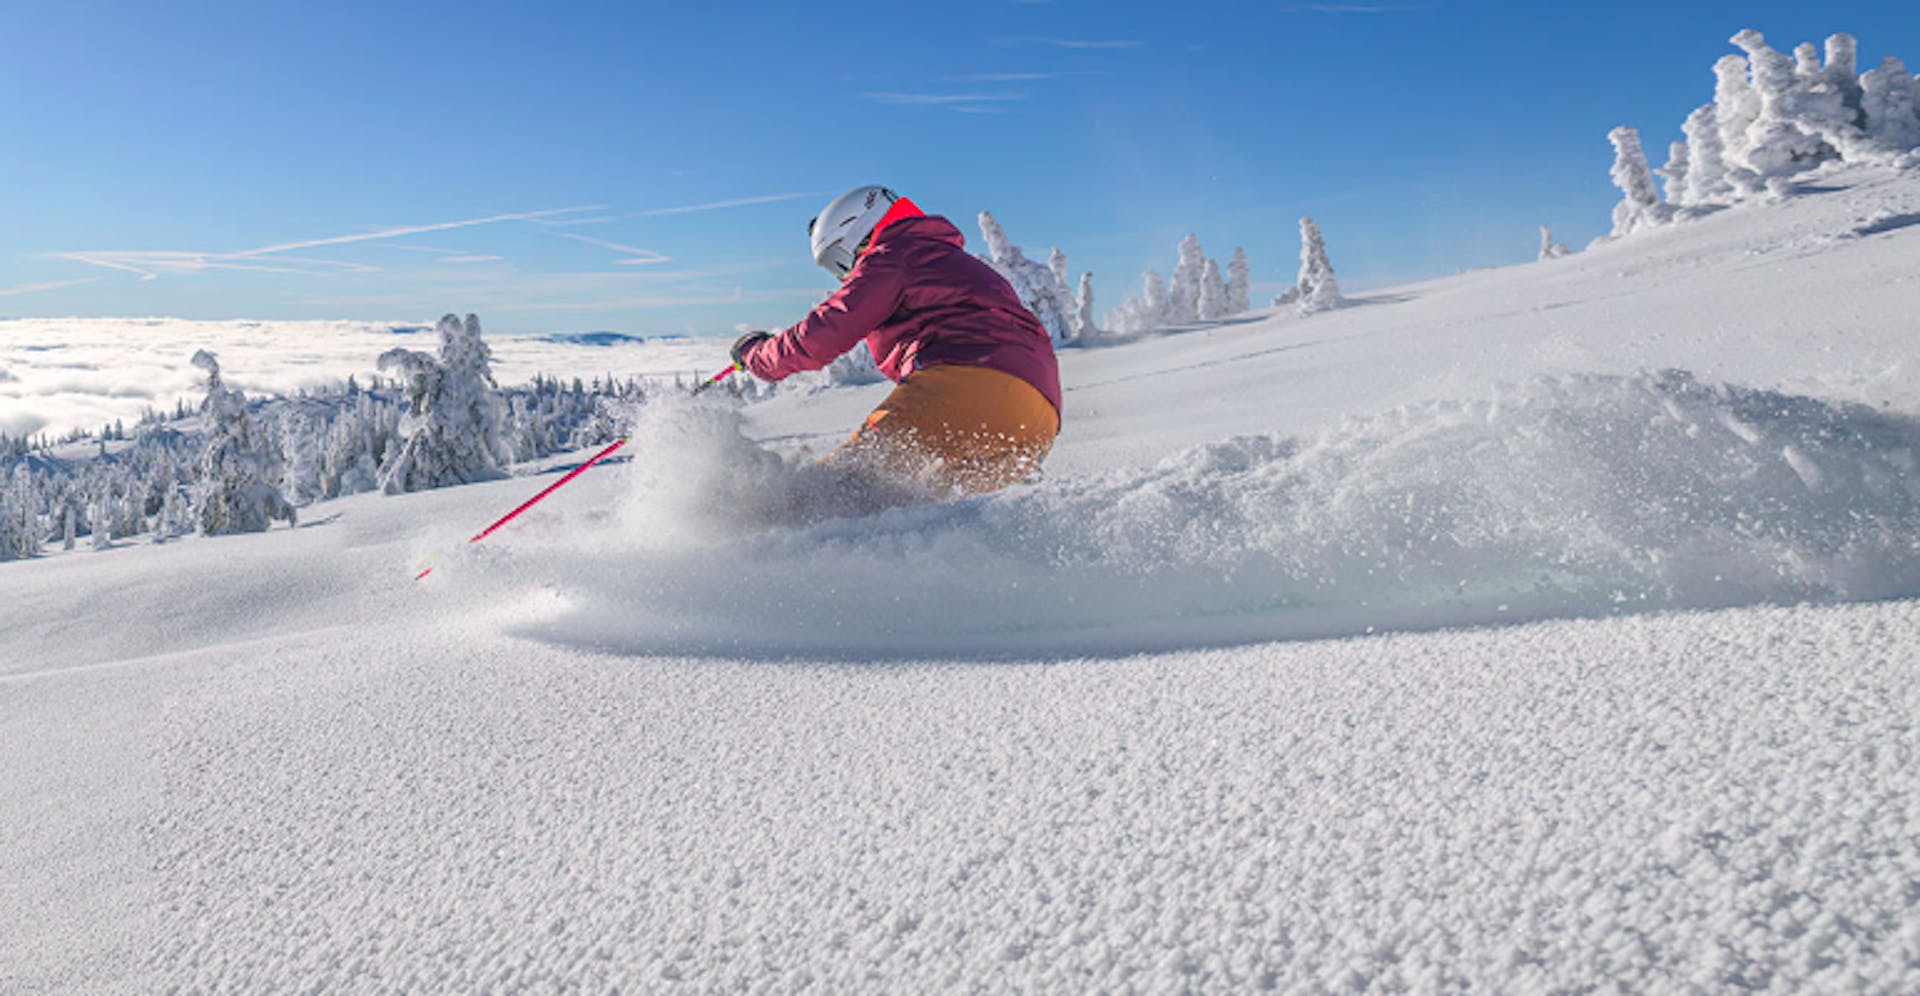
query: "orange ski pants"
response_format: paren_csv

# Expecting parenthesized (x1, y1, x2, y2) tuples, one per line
(826, 364, 1059, 497)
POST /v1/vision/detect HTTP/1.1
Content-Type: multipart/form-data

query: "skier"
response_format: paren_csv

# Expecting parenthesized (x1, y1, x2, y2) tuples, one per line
(730, 186, 1062, 498)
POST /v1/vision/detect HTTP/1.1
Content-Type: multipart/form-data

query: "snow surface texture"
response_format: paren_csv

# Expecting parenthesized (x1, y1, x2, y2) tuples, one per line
(5, 168, 1920, 991)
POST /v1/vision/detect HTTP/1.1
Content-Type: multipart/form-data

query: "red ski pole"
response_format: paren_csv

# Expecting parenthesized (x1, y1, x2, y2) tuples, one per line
(690, 361, 740, 396)
(413, 436, 628, 580)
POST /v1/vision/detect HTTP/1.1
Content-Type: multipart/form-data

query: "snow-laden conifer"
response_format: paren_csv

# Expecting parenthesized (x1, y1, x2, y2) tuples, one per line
(1296, 216, 1344, 315)
(1861, 56, 1920, 150)
(1679, 104, 1736, 204)
(1076, 273, 1097, 339)
(376, 313, 511, 494)
(1167, 234, 1206, 323)
(0, 467, 39, 561)
(1048, 248, 1069, 292)
(1636, 29, 1918, 222)
(1538, 226, 1570, 260)
(1657, 141, 1692, 205)
(1794, 42, 1821, 79)
(1730, 30, 1841, 177)
(977, 212, 1077, 344)
(1607, 127, 1675, 237)
(1712, 54, 1763, 180)
(1141, 271, 1170, 326)
(278, 412, 324, 505)
(1198, 258, 1229, 320)
(1825, 33, 1863, 124)
(321, 394, 398, 499)
(190, 350, 296, 535)
(1226, 248, 1251, 313)
(88, 493, 112, 550)
(1106, 270, 1171, 335)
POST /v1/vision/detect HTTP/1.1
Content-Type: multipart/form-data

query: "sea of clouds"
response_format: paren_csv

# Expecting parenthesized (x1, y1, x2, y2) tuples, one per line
(0, 318, 725, 440)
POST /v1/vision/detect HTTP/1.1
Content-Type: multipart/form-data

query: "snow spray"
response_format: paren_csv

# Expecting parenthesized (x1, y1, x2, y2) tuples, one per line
(412, 361, 744, 580)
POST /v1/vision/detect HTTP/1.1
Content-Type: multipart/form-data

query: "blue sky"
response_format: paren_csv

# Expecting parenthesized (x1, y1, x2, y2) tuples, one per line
(2, 0, 1916, 335)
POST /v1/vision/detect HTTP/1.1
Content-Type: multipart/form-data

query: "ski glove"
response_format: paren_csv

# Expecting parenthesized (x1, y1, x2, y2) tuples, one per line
(730, 331, 773, 369)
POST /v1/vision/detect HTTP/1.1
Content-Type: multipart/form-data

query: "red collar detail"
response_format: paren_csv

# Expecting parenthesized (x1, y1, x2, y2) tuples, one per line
(860, 196, 924, 260)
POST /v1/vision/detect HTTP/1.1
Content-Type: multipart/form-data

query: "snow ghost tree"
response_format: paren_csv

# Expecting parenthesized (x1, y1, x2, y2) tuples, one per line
(376, 313, 511, 494)
(1824, 33, 1863, 120)
(977, 212, 1077, 344)
(1227, 248, 1251, 314)
(1861, 56, 1920, 150)
(1712, 55, 1764, 189)
(1612, 29, 1920, 232)
(1142, 271, 1170, 324)
(1048, 247, 1069, 292)
(1197, 258, 1228, 320)
(1295, 216, 1344, 315)
(1728, 30, 1832, 177)
(1656, 140, 1691, 204)
(1076, 273, 1097, 340)
(0, 467, 39, 562)
(1104, 235, 1255, 335)
(1538, 226, 1570, 260)
(190, 350, 295, 536)
(1167, 234, 1207, 323)
(1677, 104, 1736, 205)
(1607, 126, 1676, 237)
(1105, 270, 1171, 336)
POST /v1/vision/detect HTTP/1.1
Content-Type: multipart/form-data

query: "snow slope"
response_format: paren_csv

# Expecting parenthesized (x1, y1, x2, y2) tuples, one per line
(4, 165, 1919, 992)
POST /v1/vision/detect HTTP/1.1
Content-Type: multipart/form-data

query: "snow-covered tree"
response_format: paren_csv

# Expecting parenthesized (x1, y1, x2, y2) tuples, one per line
(1197, 258, 1228, 320)
(1048, 248, 1069, 292)
(0, 466, 39, 562)
(1678, 104, 1736, 204)
(320, 393, 399, 499)
(825, 342, 885, 386)
(1656, 140, 1691, 204)
(1140, 271, 1170, 326)
(1730, 29, 1842, 177)
(1619, 29, 1920, 228)
(154, 485, 195, 542)
(1538, 226, 1570, 260)
(1226, 248, 1251, 314)
(1296, 216, 1343, 315)
(1075, 273, 1097, 340)
(88, 493, 112, 550)
(191, 350, 296, 536)
(1793, 42, 1821, 79)
(977, 212, 1076, 344)
(376, 313, 511, 494)
(1607, 126, 1675, 237)
(1105, 270, 1170, 336)
(277, 411, 324, 505)
(1825, 33, 1864, 125)
(1708, 56, 1767, 200)
(1861, 56, 1920, 150)
(1167, 234, 1206, 323)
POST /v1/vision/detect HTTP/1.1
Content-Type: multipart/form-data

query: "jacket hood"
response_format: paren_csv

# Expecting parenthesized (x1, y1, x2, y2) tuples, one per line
(875, 213, 966, 251)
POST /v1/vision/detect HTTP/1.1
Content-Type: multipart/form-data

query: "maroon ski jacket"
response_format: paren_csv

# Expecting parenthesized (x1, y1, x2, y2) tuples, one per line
(742, 214, 1063, 416)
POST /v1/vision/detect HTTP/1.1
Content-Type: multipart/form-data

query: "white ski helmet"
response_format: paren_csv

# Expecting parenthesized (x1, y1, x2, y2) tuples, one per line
(808, 185, 899, 279)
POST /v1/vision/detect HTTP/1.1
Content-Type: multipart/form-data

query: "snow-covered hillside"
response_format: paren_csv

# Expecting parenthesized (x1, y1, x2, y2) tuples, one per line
(4, 165, 1919, 991)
